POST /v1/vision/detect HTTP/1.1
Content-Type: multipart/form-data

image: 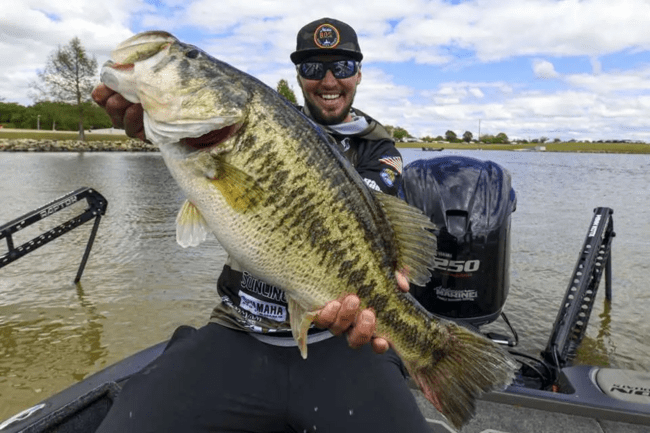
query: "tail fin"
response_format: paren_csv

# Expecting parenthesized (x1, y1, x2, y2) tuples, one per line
(404, 321, 517, 429)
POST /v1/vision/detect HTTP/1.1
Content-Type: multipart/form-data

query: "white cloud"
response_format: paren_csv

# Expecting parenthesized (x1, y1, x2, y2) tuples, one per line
(565, 67, 650, 93)
(533, 60, 559, 79)
(1, 0, 649, 142)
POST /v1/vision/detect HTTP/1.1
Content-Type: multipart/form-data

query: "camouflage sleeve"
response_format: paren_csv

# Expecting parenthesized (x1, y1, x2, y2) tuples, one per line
(354, 139, 403, 196)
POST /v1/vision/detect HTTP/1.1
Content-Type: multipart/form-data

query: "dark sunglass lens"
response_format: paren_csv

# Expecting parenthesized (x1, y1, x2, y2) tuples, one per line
(299, 60, 357, 80)
(300, 62, 325, 80)
(333, 60, 357, 78)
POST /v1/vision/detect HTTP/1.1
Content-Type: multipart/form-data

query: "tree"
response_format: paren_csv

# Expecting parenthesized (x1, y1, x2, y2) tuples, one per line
(0, 102, 27, 127)
(462, 131, 473, 143)
(30, 37, 97, 140)
(495, 132, 509, 144)
(445, 130, 457, 142)
(392, 126, 412, 142)
(277, 79, 297, 104)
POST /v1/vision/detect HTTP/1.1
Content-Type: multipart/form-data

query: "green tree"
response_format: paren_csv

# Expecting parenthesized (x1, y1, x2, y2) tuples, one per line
(0, 102, 27, 127)
(392, 126, 411, 142)
(277, 79, 297, 104)
(27, 101, 112, 131)
(30, 37, 97, 140)
(495, 132, 509, 144)
(445, 130, 457, 142)
(462, 131, 473, 143)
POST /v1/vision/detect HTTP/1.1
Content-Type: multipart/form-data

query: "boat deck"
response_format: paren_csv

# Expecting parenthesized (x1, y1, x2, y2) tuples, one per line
(412, 388, 650, 433)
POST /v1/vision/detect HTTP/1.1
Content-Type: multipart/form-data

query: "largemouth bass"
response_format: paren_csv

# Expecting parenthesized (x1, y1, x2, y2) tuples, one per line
(98, 31, 516, 429)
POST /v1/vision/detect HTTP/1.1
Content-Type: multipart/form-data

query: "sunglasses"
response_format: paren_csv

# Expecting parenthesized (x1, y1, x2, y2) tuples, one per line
(297, 60, 359, 80)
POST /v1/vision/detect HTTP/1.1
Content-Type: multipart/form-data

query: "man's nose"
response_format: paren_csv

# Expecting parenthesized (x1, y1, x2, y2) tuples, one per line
(320, 69, 338, 85)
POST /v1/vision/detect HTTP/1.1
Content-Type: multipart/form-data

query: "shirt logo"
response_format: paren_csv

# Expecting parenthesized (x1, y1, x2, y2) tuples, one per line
(364, 178, 381, 191)
(239, 292, 287, 322)
(379, 156, 403, 174)
(381, 168, 396, 187)
(314, 24, 340, 49)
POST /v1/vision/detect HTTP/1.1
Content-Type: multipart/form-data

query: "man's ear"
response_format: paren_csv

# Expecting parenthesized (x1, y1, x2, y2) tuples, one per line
(357, 69, 362, 85)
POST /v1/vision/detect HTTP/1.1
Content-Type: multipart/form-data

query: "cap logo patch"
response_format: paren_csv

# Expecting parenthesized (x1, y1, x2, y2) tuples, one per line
(314, 24, 340, 49)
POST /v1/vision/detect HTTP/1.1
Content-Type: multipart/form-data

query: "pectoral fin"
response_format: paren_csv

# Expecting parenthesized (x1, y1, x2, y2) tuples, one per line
(176, 200, 210, 248)
(287, 296, 319, 359)
(209, 156, 264, 214)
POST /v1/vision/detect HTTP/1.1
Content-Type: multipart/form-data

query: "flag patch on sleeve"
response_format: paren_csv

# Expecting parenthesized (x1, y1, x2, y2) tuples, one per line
(379, 156, 403, 174)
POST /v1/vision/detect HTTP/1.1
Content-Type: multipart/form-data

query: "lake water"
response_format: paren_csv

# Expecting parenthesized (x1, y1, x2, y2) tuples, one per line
(1, 149, 649, 420)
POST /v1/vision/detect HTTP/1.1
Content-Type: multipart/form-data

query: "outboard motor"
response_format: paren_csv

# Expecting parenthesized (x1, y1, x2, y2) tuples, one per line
(399, 156, 516, 329)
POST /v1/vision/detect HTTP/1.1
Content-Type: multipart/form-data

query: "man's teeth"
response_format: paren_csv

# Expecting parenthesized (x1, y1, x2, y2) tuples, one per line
(321, 94, 340, 100)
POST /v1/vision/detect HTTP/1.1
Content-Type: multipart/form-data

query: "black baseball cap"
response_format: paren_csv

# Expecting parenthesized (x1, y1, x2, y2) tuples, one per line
(290, 18, 363, 64)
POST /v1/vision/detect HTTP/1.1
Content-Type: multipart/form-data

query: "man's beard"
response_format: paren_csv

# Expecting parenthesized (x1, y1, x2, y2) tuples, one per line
(303, 93, 355, 125)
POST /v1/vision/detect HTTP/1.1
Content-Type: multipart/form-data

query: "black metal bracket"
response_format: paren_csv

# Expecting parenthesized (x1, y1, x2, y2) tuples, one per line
(542, 207, 615, 369)
(0, 187, 108, 282)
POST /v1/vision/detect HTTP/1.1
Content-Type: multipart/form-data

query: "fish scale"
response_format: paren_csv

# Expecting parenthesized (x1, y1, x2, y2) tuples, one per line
(99, 30, 517, 429)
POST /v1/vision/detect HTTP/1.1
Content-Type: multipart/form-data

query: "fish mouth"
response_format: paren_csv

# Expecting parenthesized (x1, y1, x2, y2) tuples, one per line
(100, 32, 179, 103)
(181, 123, 242, 152)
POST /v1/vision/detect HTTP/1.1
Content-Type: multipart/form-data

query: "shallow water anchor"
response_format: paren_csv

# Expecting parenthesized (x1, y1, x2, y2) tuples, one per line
(0, 187, 108, 282)
(542, 207, 615, 369)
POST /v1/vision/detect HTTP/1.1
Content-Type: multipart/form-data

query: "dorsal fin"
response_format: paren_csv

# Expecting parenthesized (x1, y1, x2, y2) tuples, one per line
(373, 192, 437, 286)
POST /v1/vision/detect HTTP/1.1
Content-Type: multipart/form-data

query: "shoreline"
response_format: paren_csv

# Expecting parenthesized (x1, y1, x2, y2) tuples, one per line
(0, 138, 158, 152)
(1, 138, 649, 155)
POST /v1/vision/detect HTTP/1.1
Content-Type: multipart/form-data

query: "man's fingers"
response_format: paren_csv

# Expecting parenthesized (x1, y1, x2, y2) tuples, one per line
(315, 295, 359, 336)
(314, 295, 389, 353)
(313, 300, 340, 329)
(91, 84, 116, 108)
(346, 309, 375, 349)
(329, 295, 358, 335)
(103, 93, 132, 129)
(371, 337, 390, 354)
(396, 271, 409, 292)
(123, 104, 146, 141)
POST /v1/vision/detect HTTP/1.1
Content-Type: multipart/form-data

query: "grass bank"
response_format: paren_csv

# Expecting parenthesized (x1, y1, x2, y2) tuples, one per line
(400, 141, 650, 154)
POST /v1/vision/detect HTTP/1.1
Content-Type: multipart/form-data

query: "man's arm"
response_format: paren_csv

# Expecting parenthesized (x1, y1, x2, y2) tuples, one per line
(91, 83, 408, 354)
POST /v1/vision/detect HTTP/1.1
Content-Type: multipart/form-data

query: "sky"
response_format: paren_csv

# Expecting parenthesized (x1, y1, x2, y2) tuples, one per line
(2, 0, 650, 142)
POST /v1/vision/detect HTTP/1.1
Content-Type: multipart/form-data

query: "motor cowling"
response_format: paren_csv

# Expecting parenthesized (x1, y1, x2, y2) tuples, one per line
(399, 156, 516, 328)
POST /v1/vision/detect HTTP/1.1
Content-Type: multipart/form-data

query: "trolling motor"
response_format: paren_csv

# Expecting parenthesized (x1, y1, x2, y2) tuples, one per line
(399, 156, 517, 341)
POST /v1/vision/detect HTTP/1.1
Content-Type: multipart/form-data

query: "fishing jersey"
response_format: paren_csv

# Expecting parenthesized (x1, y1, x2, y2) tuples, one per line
(209, 108, 403, 340)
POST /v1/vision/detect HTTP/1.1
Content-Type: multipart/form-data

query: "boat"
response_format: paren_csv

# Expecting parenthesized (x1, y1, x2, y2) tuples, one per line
(1, 157, 649, 433)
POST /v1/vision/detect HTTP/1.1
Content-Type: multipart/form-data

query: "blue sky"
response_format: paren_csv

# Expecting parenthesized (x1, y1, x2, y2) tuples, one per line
(2, 0, 649, 142)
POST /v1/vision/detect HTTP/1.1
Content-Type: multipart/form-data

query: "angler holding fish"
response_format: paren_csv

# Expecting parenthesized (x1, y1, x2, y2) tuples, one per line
(92, 18, 515, 432)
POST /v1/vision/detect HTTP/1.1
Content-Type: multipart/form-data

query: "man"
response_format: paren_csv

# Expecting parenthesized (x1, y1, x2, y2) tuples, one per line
(92, 18, 431, 432)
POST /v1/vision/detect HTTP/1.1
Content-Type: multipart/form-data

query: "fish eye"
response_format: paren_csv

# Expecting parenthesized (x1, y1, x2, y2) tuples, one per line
(185, 49, 200, 59)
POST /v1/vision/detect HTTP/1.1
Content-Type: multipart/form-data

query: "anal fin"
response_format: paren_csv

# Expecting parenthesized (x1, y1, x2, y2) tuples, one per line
(287, 296, 319, 359)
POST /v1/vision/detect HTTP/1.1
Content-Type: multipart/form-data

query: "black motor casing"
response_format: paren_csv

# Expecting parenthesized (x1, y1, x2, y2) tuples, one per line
(399, 156, 516, 328)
